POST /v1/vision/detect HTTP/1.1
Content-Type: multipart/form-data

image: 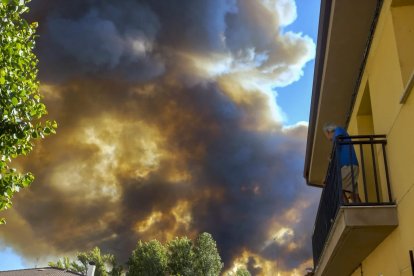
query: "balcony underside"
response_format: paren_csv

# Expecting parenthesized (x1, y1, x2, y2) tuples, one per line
(315, 205, 398, 276)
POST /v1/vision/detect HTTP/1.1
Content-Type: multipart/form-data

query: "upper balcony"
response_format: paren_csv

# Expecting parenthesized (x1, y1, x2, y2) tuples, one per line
(312, 135, 398, 276)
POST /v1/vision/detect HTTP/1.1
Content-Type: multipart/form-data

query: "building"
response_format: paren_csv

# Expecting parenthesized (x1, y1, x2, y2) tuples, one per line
(304, 0, 414, 275)
(0, 262, 96, 276)
(0, 268, 82, 276)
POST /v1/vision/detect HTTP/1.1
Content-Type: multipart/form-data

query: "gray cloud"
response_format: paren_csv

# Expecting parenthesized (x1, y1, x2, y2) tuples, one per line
(48, 11, 124, 68)
(33, 0, 163, 82)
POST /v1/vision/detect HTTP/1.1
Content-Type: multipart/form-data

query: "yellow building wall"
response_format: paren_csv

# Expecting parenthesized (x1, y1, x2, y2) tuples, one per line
(347, 0, 414, 275)
(392, 5, 414, 86)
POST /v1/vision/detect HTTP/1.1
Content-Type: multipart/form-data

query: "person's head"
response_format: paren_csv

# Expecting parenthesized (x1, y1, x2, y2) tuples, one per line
(323, 123, 337, 141)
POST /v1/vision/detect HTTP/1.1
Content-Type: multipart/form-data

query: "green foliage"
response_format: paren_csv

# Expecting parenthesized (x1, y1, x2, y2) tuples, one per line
(234, 267, 252, 276)
(76, 247, 116, 276)
(0, 0, 57, 224)
(49, 247, 122, 276)
(49, 234, 223, 276)
(167, 236, 195, 276)
(193, 233, 223, 276)
(127, 233, 223, 276)
(127, 240, 167, 276)
(0, 0, 57, 223)
(48, 256, 72, 270)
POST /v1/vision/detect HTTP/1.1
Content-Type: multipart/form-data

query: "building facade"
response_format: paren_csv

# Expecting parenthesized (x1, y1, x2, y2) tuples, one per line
(305, 0, 414, 275)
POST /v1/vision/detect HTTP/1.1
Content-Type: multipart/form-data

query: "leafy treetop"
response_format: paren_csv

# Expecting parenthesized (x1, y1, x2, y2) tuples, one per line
(234, 267, 252, 276)
(50, 233, 225, 276)
(127, 240, 167, 276)
(48, 247, 122, 276)
(0, 0, 56, 223)
(193, 232, 224, 276)
(128, 233, 223, 276)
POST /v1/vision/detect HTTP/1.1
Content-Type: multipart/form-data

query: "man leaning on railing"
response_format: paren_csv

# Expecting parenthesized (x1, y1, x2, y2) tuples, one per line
(323, 123, 360, 203)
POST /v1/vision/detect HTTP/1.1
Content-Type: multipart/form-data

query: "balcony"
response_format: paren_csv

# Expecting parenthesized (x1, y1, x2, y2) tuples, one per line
(312, 135, 398, 276)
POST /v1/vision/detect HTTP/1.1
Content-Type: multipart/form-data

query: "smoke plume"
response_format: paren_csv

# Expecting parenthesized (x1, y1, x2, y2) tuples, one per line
(1, 0, 320, 274)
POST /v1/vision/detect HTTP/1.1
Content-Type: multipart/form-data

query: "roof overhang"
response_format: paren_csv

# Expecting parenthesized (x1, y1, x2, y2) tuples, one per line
(304, 0, 382, 187)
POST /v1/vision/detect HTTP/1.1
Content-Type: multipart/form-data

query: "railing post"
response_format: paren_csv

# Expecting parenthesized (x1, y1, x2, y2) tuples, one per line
(349, 139, 357, 203)
(359, 143, 368, 203)
(335, 140, 343, 205)
(381, 142, 393, 202)
(370, 136, 381, 202)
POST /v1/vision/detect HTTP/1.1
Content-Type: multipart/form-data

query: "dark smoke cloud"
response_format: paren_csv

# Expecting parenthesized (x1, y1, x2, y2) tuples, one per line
(32, 0, 164, 82)
(1, 0, 319, 274)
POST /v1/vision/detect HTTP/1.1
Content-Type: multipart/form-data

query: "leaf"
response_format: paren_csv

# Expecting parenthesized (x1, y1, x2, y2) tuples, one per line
(22, 175, 33, 188)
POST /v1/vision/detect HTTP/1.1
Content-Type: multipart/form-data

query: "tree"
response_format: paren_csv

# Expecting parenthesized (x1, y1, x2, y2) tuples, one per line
(49, 247, 122, 276)
(0, 0, 56, 223)
(62, 233, 224, 275)
(127, 233, 223, 276)
(127, 240, 167, 276)
(234, 267, 251, 276)
(166, 236, 195, 276)
(193, 232, 223, 276)
(47, 256, 72, 270)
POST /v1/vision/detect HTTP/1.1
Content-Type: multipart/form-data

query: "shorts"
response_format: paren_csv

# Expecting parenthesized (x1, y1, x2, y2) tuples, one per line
(341, 165, 359, 192)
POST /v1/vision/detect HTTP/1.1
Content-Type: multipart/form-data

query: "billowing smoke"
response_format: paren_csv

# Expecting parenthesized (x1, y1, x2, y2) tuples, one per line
(1, 0, 320, 274)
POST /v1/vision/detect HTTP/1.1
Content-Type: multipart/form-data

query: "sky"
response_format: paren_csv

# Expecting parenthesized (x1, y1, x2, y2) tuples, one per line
(0, 0, 321, 275)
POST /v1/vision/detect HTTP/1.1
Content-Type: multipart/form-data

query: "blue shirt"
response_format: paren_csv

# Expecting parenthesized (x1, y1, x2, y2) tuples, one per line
(334, 127, 358, 166)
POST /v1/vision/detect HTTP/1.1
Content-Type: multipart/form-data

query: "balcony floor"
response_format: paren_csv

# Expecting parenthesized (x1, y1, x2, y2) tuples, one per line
(315, 205, 398, 276)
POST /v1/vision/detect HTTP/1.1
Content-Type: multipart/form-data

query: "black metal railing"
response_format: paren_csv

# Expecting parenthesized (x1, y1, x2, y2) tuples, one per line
(312, 135, 394, 267)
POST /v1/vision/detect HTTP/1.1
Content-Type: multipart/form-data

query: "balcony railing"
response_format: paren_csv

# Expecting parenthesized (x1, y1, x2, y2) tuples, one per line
(312, 135, 394, 267)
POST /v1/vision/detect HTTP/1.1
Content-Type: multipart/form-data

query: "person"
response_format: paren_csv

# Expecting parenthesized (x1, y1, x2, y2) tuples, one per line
(323, 123, 360, 203)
